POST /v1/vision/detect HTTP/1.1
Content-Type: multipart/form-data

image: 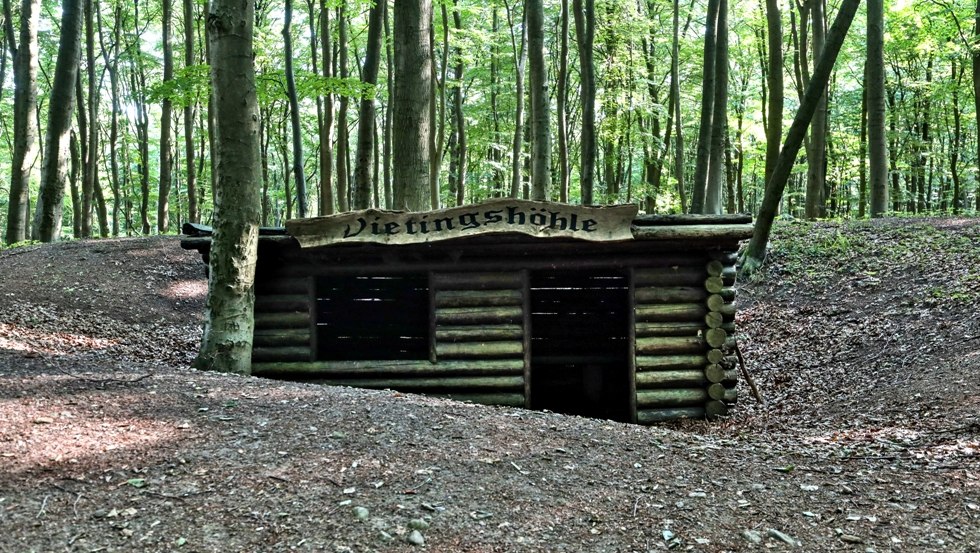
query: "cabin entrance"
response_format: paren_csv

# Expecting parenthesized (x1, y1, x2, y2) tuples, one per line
(529, 271, 631, 422)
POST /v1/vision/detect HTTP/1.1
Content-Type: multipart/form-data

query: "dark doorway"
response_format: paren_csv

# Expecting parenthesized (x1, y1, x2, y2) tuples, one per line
(315, 274, 429, 360)
(529, 271, 631, 422)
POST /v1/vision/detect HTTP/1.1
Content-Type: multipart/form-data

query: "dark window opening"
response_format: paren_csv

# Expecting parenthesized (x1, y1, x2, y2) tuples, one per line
(315, 274, 429, 360)
(529, 271, 631, 422)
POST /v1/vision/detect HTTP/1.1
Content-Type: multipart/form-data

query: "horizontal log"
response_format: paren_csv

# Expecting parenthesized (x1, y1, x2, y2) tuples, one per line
(635, 303, 708, 322)
(706, 328, 728, 349)
(252, 329, 311, 347)
(633, 267, 706, 287)
(436, 341, 524, 359)
(705, 400, 729, 418)
(254, 312, 310, 329)
(255, 277, 310, 295)
(251, 347, 312, 362)
(635, 321, 734, 338)
(432, 272, 524, 290)
(636, 407, 706, 423)
(635, 369, 706, 388)
(631, 224, 754, 242)
(255, 294, 310, 312)
(632, 214, 753, 226)
(314, 375, 525, 391)
(636, 388, 709, 408)
(252, 359, 524, 377)
(434, 289, 523, 308)
(635, 336, 707, 355)
(707, 251, 739, 265)
(634, 286, 707, 304)
(704, 364, 738, 384)
(434, 393, 526, 407)
(436, 306, 523, 325)
(636, 354, 708, 371)
(706, 295, 737, 315)
(708, 383, 738, 402)
(435, 325, 524, 342)
(532, 354, 626, 365)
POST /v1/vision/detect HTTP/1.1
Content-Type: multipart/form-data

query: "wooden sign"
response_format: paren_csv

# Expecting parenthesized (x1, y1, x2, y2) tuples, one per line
(286, 199, 638, 248)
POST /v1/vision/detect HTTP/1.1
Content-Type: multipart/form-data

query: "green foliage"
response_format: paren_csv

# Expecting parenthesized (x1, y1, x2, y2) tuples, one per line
(147, 64, 210, 107)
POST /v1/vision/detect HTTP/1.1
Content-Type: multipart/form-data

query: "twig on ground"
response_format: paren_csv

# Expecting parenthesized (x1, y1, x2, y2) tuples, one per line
(734, 343, 765, 405)
(48, 364, 152, 386)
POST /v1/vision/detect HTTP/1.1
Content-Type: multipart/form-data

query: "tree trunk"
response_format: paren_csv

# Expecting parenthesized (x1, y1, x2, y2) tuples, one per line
(383, 8, 392, 209)
(690, 0, 719, 214)
(158, 0, 173, 232)
(671, 0, 686, 213)
(32, 0, 84, 242)
(858, 62, 868, 218)
(804, 0, 827, 220)
(85, 0, 106, 237)
(740, 0, 860, 276)
(505, 0, 526, 200)
(763, 0, 783, 188)
(98, 2, 122, 234)
(573, 0, 596, 204)
(184, 0, 197, 223)
(5, 0, 39, 244)
(556, 0, 570, 203)
(868, 0, 888, 217)
(448, 0, 466, 207)
(319, 2, 334, 215)
(703, 0, 727, 214)
(335, 5, 350, 212)
(195, 0, 262, 374)
(527, 0, 551, 201)
(951, 61, 963, 213)
(352, 0, 384, 210)
(391, 0, 432, 211)
(283, 0, 306, 217)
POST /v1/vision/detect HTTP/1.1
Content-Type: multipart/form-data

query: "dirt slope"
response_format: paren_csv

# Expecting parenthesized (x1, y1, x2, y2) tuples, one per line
(0, 220, 978, 552)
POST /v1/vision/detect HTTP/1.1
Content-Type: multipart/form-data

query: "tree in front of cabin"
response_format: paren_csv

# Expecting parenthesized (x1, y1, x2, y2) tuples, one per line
(194, 0, 262, 374)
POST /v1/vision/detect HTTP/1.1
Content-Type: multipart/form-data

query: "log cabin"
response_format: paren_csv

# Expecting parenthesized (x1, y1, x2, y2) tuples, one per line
(181, 199, 752, 424)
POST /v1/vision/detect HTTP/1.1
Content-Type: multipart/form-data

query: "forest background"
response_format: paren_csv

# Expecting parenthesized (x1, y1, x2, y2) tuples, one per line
(0, 0, 978, 245)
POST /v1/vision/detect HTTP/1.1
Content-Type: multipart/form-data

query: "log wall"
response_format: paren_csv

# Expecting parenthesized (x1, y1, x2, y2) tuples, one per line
(182, 216, 750, 423)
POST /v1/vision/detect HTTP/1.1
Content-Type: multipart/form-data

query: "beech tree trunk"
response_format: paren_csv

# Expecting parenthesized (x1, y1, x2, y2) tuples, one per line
(690, 0, 719, 213)
(352, 0, 384, 210)
(556, 0, 570, 203)
(335, 6, 350, 212)
(283, 0, 306, 217)
(32, 0, 84, 242)
(804, 0, 828, 220)
(319, 2, 334, 215)
(763, 0, 783, 188)
(703, 0, 727, 214)
(392, 0, 432, 211)
(184, 0, 197, 223)
(158, 0, 173, 232)
(505, 0, 526, 200)
(573, 0, 596, 204)
(868, 0, 888, 217)
(196, 0, 262, 375)
(527, 0, 550, 201)
(4, 0, 39, 244)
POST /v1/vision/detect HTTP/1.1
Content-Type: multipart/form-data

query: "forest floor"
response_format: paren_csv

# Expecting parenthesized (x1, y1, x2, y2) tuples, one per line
(1, 218, 978, 553)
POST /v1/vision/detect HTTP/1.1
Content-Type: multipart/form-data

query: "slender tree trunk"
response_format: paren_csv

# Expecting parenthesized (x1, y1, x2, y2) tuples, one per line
(556, 0, 570, 203)
(335, 5, 350, 211)
(951, 61, 963, 213)
(703, 0, 727, 214)
(690, 0, 720, 213)
(763, 0, 783, 188)
(868, 0, 888, 217)
(33, 0, 84, 242)
(69, 131, 82, 237)
(974, 0, 980, 210)
(196, 0, 261, 375)
(5, 0, 39, 244)
(504, 0, 526, 199)
(184, 0, 197, 223)
(352, 0, 384, 210)
(84, 0, 106, 237)
(383, 8, 392, 208)
(448, 0, 466, 207)
(158, 0, 173, 232)
(283, 0, 306, 217)
(98, 3, 122, 234)
(741, 0, 860, 275)
(527, 0, 550, 200)
(319, 2, 334, 215)
(489, 9, 504, 197)
(671, 0, 686, 212)
(392, 0, 432, 211)
(573, 0, 596, 204)
(805, 0, 827, 220)
(858, 63, 868, 218)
